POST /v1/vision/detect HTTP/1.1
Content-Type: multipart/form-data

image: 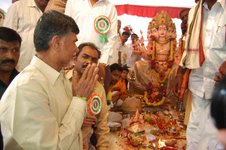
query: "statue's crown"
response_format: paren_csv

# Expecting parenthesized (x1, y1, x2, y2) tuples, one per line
(148, 11, 174, 29)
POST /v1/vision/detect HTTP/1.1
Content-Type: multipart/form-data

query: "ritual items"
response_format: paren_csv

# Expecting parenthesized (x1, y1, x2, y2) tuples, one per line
(121, 96, 142, 113)
(108, 112, 123, 132)
(110, 103, 186, 150)
(126, 110, 145, 146)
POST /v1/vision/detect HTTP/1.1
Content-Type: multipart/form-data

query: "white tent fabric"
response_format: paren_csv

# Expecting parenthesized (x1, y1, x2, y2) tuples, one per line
(0, 0, 196, 43)
(1, 0, 196, 11)
(109, 0, 195, 8)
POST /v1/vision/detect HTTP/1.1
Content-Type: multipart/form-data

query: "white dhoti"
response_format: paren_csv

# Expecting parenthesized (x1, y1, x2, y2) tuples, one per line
(186, 93, 224, 150)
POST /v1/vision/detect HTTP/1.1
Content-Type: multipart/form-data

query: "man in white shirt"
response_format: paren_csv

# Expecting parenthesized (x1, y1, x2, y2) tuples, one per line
(175, 0, 226, 149)
(118, 31, 130, 65)
(126, 33, 142, 68)
(3, 0, 49, 71)
(65, 0, 118, 65)
(0, 10, 99, 150)
(110, 19, 122, 65)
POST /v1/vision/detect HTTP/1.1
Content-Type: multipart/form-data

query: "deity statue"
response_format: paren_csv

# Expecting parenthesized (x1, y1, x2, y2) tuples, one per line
(128, 11, 177, 106)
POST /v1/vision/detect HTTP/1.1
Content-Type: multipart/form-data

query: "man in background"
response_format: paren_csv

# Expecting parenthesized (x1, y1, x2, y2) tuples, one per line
(0, 26, 21, 150)
(118, 31, 130, 65)
(174, 0, 226, 149)
(179, 8, 190, 34)
(107, 63, 123, 103)
(3, 0, 49, 71)
(126, 33, 142, 68)
(0, 27, 21, 104)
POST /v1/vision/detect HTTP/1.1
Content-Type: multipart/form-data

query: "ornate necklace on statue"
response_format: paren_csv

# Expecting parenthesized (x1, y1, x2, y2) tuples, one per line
(150, 40, 174, 83)
(157, 39, 169, 46)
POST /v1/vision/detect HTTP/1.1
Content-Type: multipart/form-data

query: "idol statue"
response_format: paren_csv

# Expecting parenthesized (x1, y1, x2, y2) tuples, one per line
(128, 11, 177, 106)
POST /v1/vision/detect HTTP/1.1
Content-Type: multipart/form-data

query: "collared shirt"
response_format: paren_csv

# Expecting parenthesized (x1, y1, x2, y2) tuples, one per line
(3, 0, 43, 71)
(126, 43, 142, 68)
(0, 69, 19, 99)
(119, 44, 129, 65)
(189, 0, 226, 99)
(65, 0, 118, 64)
(0, 56, 87, 150)
(66, 70, 109, 150)
(108, 34, 121, 65)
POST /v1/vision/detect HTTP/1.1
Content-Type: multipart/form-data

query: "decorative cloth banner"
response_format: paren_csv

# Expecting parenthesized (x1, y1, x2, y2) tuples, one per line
(115, 5, 189, 18)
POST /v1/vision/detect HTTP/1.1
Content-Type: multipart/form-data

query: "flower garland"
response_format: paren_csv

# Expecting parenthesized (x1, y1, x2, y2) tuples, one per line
(144, 40, 175, 106)
(144, 82, 166, 106)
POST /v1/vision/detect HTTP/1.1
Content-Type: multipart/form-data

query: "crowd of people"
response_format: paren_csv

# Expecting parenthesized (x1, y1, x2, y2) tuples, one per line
(0, 0, 225, 150)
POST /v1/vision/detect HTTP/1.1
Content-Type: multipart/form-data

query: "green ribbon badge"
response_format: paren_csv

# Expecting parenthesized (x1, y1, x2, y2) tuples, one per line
(88, 94, 102, 115)
(94, 15, 111, 44)
(99, 34, 108, 43)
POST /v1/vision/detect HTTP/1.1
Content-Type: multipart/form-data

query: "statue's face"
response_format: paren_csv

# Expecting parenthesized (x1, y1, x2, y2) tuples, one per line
(167, 28, 173, 38)
(167, 28, 176, 40)
(150, 27, 159, 40)
(158, 25, 167, 38)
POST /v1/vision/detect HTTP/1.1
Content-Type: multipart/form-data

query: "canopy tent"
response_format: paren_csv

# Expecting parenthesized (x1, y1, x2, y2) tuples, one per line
(109, 0, 195, 18)
(109, 0, 195, 7)
(109, 0, 196, 42)
(1, 0, 195, 15)
(0, 0, 196, 42)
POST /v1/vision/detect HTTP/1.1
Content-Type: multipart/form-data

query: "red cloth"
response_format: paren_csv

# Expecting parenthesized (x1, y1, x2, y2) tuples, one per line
(115, 5, 188, 18)
(199, 3, 205, 66)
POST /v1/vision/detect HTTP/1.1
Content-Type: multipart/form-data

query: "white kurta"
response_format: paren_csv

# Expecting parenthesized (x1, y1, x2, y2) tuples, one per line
(0, 56, 86, 150)
(65, 0, 118, 64)
(186, 0, 226, 149)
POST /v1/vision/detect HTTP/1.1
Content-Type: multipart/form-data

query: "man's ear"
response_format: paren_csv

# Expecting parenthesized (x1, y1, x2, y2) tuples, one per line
(49, 35, 61, 50)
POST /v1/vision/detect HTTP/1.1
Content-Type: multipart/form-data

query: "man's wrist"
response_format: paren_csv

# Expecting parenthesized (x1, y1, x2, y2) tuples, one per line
(76, 95, 88, 101)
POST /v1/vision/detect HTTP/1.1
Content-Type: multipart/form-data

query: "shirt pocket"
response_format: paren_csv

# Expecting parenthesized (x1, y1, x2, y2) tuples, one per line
(212, 22, 226, 50)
